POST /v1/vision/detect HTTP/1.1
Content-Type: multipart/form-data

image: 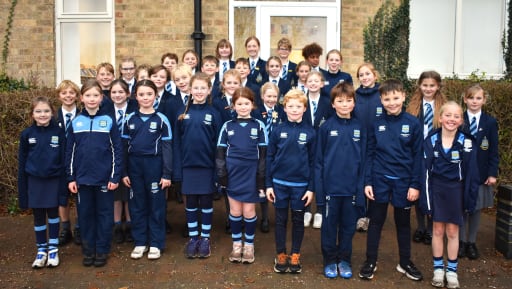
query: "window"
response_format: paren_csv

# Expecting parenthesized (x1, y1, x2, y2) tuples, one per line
(55, 0, 115, 86)
(408, 0, 506, 79)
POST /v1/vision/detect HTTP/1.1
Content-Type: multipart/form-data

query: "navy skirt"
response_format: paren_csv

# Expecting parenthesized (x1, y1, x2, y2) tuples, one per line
(27, 175, 60, 208)
(226, 157, 260, 203)
(182, 168, 215, 195)
(431, 176, 463, 225)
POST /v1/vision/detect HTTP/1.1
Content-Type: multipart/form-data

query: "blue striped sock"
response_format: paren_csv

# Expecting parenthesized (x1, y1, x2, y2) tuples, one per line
(447, 258, 458, 272)
(186, 207, 199, 240)
(244, 216, 257, 245)
(230, 214, 243, 243)
(201, 207, 213, 238)
(433, 256, 444, 270)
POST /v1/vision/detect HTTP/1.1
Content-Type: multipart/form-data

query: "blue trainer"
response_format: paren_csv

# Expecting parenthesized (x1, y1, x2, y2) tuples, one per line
(186, 238, 199, 258)
(338, 261, 353, 279)
(198, 238, 211, 258)
(324, 263, 338, 279)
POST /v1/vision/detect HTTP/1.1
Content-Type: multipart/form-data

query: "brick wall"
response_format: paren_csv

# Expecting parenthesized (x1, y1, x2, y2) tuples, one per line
(0, 0, 392, 87)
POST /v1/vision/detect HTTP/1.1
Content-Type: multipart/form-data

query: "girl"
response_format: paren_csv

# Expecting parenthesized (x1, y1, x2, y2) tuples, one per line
(422, 101, 479, 288)
(182, 49, 199, 74)
(245, 36, 267, 86)
(215, 39, 235, 81)
(135, 64, 151, 81)
(216, 87, 268, 264)
(110, 79, 137, 244)
(96, 62, 115, 98)
(265, 56, 291, 101)
(321, 49, 353, 96)
(174, 73, 222, 258)
(122, 80, 173, 260)
(19, 96, 66, 268)
(295, 61, 312, 94)
(149, 65, 174, 126)
(459, 85, 499, 260)
(66, 80, 123, 267)
(353, 62, 383, 232)
(118, 57, 137, 96)
(276, 37, 297, 86)
(406, 71, 447, 245)
(213, 69, 242, 125)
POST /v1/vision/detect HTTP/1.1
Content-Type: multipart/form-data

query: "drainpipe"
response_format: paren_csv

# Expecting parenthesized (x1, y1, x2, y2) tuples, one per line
(191, 0, 205, 67)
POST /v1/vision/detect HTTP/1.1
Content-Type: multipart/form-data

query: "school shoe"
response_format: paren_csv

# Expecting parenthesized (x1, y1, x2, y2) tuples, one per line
(412, 229, 424, 243)
(359, 261, 377, 280)
(82, 255, 94, 267)
(260, 218, 269, 233)
(241, 244, 255, 264)
(431, 268, 445, 287)
(466, 242, 479, 260)
(324, 263, 338, 279)
(94, 253, 107, 267)
(130, 246, 148, 259)
(458, 241, 466, 258)
(228, 242, 243, 263)
(338, 261, 352, 279)
(32, 251, 47, 269)
(198, 238, 211, 258)
(124, 224, 133, 242)
(186, 238, 200, 258)
(423, 232, 432, 245)
(113, 224, 124, 244)
(312, 213, 322, 229)
(274, 253, 289, 273)
(147, 247, 161, 260)
(58, 229, 72, 246)
(289, 253, 302, 273)
(46, 248, 59, 268)
(73, 227, 82, 245)
(445, 271, 460, 288)
(396, 261, 423, 281)
(304, 212, 312, 227)
(356, 217, 370, 232)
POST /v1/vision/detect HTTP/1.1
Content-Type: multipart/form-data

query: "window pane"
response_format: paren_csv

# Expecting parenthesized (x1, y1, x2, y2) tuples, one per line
(61, 22, 111, 84)
(63, 0, 107, 13)
(233, 7, 256, 59)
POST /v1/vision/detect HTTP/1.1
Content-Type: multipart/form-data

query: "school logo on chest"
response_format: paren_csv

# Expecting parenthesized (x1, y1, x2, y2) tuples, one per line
(451, 151, 461, 163)
(400, 125, 410, 137)
(353, 129, 361, 142)
(50, 136, 60, 148)
(463, 138, 473, 152)
(480, 136, 489, 151)
(297, 133, 307, 145)
(250, 128, 258, 139)
(203, 114, 212, 125)
(149, 121, 158, 133)
(376, 107, 383, 117)
(99, 120, 107, 128)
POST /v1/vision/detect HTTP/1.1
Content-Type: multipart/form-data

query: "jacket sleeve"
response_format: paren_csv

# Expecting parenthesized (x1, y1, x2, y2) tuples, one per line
(306, 130, 316, 192)
(410, 121, 424, 190)
(314, 129, 325, 206)
(355, 125, 368, 208)
(109, 121, 123, 184)
(172, 119, 183, 181)
(464, 138, 480, 213)
(17, 131, 29, 210)
(65, 125, 76, 183)
(487, 116, 499, 178)
(161, 140, 173, 180)
(265, 130, 276, 188)
(58, 129, 69, 207)
(257, 146, 267, 191)
(420, 136, 434, 215)
(364, 123, 376, 187)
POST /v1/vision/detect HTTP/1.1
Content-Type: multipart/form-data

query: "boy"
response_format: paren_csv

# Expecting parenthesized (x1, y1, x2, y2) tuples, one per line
(302, 43, 324, 72)
(235, 57, 261, 105)
(266, 89, 316, 274)
(359, 79, 423, 281)
(276, 38, 297, 86)
(315, 82, 365, 279)
(161, 52, 179, 95)
(118, 57, 137, 97)
(201, 55, 221, 98)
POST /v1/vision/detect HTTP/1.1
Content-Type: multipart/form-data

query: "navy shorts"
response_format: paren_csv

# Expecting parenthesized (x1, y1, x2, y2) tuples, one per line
(272, 182, 307, 210)
(372, 174, 413, 208)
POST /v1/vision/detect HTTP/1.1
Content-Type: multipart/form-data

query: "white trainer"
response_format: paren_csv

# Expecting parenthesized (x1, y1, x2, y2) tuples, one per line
(313, 213, 322, 229)
(32, 251, 47, 269)
(431, 269, 445, 287)
(130, 246, 148, 259)
(304, 212, 312, 227)
(46, 248, 59, 268)
(147, 247, 161, 260)
(356, 217, 370, 232)
(446, 271, 460, 288)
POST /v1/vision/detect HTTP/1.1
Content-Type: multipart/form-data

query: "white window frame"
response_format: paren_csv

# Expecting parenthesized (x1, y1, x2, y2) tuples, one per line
(55, 1, 115, 86)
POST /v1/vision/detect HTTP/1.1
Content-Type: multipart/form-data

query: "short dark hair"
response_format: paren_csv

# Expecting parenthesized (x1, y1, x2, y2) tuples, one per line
(330, 82, 355, 104)
(379, 79, 404, 95)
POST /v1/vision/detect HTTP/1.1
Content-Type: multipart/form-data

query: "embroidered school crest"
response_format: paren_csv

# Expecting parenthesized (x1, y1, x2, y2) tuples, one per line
(50, 136, 59, 147)
(376, 107, 383, 117)
(151, 182, 159, 193)
(463, 139, 473, 152)
(150, 122, 157, 130)
(451, 151, 460, 162)
(250, 128, 258, 139)
(297, 133, 307, 144)
(353, 129, 361, 141)
(400, 125, 410, 137)
(99, 120, 107, 128)
(480, 136, 489, 151)
(205, 114, 212, 122)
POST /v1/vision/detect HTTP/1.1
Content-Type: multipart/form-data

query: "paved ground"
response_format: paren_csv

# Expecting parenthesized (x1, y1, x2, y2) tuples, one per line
(0, 197, 511, 289)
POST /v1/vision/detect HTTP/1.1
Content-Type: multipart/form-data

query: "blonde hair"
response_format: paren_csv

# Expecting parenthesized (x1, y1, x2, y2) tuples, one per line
(356, 62, 380, 82)
(283, 89, 308, 108)
(172, 63, 193, 81)
(260, 82, 280, 98)
(56, 80, 80, 98)
(437, 100, 463, 127)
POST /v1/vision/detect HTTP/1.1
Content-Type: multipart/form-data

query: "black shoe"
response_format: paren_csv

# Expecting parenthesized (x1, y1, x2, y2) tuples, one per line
(458, 241, 466, 258)
(73, 228, 82, 245)
(94, 254, 107, 267)
(176, 191, 184, 204)
(58, 229, 72, 246)
(423, 232, 432, 245)
(225, 219, 231, 234)
(124, 224, 133, 242)
(396, 262, 423, 281)
(359, 261, 377, 280)
(260, 218, 269, 233)
(82, 255, 94, 267)
(466, 242, 479, 260)
(412, 230, 424, 243)
(166, 220, 172, 234)
(113, 224, 124, 244)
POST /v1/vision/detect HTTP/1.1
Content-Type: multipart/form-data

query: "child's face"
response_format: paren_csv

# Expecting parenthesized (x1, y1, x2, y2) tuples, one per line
(81, 87, 103, 111)
(174, 72, 191, 93)
(183, 53, 198, 69)
(150, 69, 168, 90)
(267, 59, 281, 78)
(58, 87, 78, 107)
(246, 40, 260, 58)
(380, 90, 405, 116)
(110, 83, 128, 106)
(332, 95, 354, 118)
(163, 57, 177, 72)
(277, 46, 290, 59)
(201, 61, 219, 77)
(120, 61, 136, 81)
(439, 104, 463, 132)
(218, 45, 231, 59)
(419, 78, 440, 101)
(235, 63, 249, 79)
(32, 102, 52, 127)
(137, 69, 149, 81)
(262, 88, 278, 108)
(307, 54, 320, 67)
(358, 66, 376, 88)
(222, 75, 241, 96)
(464, 89, 486, 114)
(234, 96, 253, 118)
(326, 53, 341, 72)
(306, 74, 324, 93)
(190, 79, 210, 105)
(284, 98, 306, 122)
(136, 85, 157, 110)
(96, 67, 114, 89)
(297, 65, 311, 82)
